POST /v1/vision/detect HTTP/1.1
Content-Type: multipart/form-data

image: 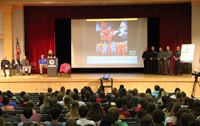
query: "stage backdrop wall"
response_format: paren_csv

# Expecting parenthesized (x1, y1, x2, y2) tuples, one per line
(24, 3, 191, 73)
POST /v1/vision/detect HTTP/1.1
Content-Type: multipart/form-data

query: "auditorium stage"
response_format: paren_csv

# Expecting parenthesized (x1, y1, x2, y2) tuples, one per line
(0, 73, 199, 98)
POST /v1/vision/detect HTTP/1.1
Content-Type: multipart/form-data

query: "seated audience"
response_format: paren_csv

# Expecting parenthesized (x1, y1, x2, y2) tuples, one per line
(72, 93, 85, 106)
(115, 98, 131, 119)
(21, 55, 31, 75)
(66, 101, 80, 119)
(1, 96, 15, 111)
(152, 85, 160, 98)
(146, 102, 156, 117)
(57, 93, 64, 106)
(1, 56, 12, 76)
(65, 119, 77, 126)
(60, 86, 65, 96)
(44, 106, 65, 126)
(36, 94, 44, 107)
(19, 94, 30, 108)
(11, 55, 21, 75)
(164, 102, 181, 126)
(179, 112, 196, 126)
(20, 102, 41, 122)
(18, 107, 37, 126)
(47, 87, 53, 96)
(170, 88, 181, 99)
(63, 96, 71, 110)
(0, 91, 17, 109)
(38, 54, 47, 75)
(76, 105, 95, 126)
(107, 107, 128, 126)
(88, 102, 105, 122)
(152, 109, 165, 126)
(140, 115, 154, 126)
(100, 115, 115, 126)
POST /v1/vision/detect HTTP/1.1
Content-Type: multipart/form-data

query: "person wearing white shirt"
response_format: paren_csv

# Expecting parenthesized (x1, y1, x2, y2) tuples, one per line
(76, 105, 95, 126)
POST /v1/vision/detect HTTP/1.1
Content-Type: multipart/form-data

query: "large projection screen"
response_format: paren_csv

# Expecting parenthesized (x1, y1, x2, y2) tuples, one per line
(71, 18, 147, 68)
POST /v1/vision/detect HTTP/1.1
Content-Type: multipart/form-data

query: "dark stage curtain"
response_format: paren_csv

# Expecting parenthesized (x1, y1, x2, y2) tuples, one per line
(24, 3, 191, 73)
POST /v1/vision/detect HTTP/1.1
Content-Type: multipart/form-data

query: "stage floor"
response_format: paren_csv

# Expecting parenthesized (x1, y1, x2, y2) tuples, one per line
(0, 73, 199, 97)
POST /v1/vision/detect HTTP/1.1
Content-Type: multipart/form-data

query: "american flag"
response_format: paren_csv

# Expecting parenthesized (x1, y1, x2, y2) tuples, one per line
(16, 38, 21, 59)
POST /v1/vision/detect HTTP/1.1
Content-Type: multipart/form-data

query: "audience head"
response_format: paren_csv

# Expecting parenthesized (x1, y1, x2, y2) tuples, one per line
(49, 107, 61, 120)
(65, 119, 77, 126)
(66, 89, 71, 95)
(38, 94, 44, 102)
(23, 94, 30, 102)
(23, 107, 33, 119)
(146, 102, 156, 114)
(2, 96, 9, 106)
(145, 88, 152, 95)
(60, 86, 65, 95)
(20, 91, 26, 98)
(100, 115, 115, 126)
(72, 93, 80, 101)
(154, 85, 160, 91)
(152, 109, 165, 125)
(115, 98, 123, 109)
(107, 107, 119, 122)
(174, 88, 181, 94)
(64, 96, 71, 105)
(179, 112, 195, 126)
(78, 105, 88, 118)
(140, 115, 154, 126)
(47, 87, 53, 93)
(56, 93, 63, 101)
(73, 88, 78, 94)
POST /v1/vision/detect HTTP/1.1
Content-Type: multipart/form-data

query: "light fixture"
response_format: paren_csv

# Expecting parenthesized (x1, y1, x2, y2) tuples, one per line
(86, 18, 138, 22)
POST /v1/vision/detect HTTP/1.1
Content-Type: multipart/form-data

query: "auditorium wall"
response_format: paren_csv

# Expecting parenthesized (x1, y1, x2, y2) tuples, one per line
(192, 5, 200, 71)
(12, 9, 25, 59)
(0, 11, 4, 57)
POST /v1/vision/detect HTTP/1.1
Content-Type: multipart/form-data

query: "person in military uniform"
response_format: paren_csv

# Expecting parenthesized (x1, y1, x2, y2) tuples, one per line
(157, 47, 165, 75)
(149, 46, 157, 74)
(164, 46, 172, 75)
(173, 46, 182, 75)
(142, 47, 150, 74)
(1, 56, 12, 77)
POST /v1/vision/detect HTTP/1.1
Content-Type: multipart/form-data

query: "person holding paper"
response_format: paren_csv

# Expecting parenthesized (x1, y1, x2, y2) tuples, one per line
(173, 46, 182, 75)
(1, 56, 12, 77)
(164, 46, 172, 75)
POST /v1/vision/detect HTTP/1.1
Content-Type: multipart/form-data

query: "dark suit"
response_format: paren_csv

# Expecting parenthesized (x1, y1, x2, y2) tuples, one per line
(11, 59, 21, 74)
(1, 60, 12, 75)
(142, 51, 150, 74)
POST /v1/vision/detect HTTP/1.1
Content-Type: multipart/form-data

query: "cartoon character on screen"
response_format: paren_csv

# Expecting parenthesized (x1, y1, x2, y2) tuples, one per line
(100, 22, 114, 43)
(116, 43, 122, 56)
(107, 42, 112, 56)
(102, 42, 107, 55)
(121, 42, 126, 56)
(111, 42, 117, 55)
(118, 21, 128, 41)
(96, 42, 103, 55)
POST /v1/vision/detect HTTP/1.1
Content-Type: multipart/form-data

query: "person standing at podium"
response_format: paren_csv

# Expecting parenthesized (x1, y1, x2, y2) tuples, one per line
(47, 50, 56, 58)
(38, 54, 47, 75)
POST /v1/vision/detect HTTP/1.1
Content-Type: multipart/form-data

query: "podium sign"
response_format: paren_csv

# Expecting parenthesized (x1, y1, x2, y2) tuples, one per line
(47, 58, 58, 77)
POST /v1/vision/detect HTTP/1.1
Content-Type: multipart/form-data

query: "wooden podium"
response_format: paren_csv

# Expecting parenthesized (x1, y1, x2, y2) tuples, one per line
(47, 58, 58, 77)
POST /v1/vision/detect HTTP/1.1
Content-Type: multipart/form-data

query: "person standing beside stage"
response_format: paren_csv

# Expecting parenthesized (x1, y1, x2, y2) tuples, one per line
(38, 54, 47, 75)
(164, 46, 172, 75)
(142, 47, 150, 74)
(149, 46, 157, 74)
(173, 46, 182, 75)
(11, 55, 21, 75)
(157, 47, 165, 75)
(1, 56, 12, 77)
(21, 55, 31, 75)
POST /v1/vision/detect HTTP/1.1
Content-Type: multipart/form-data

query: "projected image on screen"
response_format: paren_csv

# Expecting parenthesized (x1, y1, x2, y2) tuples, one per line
(95, 21, 128, 56)
(71, 18, 147, 68)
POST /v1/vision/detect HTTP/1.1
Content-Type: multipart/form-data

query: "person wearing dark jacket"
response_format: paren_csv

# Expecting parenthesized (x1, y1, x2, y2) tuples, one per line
(1, 56, 12, 77)
(142, 47, 150, 74)
(11, 55, 21, 75)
